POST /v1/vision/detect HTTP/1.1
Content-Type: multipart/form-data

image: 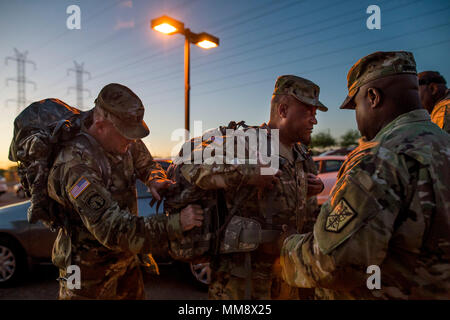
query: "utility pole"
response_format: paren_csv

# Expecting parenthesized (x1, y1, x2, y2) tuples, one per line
(67, 61, 91, 110)
(5, 48, 37, 114)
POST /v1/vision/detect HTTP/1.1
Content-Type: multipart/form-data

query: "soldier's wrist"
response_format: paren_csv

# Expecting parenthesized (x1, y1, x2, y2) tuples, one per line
(166, 212, 183, 240)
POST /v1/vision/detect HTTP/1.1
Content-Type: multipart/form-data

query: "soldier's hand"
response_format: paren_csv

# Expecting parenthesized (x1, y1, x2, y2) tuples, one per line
(148, 178, 176, 201)
(306, 173, 324, 197)
(180, 204, 204, 231)
(277, 224, 298, 252)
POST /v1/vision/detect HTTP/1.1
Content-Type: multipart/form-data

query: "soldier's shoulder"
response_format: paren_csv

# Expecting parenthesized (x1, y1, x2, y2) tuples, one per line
(380, 120, 450, 166)
(52, 134, 101, 169)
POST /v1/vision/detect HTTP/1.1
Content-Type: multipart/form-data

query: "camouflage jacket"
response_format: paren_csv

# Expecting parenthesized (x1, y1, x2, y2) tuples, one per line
(281, 109, 450, 299)
(181, 123, 317, 279)
(47, 127, 182, 297)
(431, 89, 450, 134)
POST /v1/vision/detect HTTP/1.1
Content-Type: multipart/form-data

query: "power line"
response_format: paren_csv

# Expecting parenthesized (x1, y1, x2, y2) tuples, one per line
(146, 23, 450, 105)
(127, 0, 426, 90)
(4, 49, 37, 114)
(84, 0, 289, 83)
(126, 0, 396, 89)
(49, 0, 425, 96)
(191, 6, 448, 87)
(40, 0, 202, 76)
(91, 0, 360, 86)
(138, 2, 445, 98)
(61, 0, 307, 86)
(40, 0, 204, 94)
(218, 0, 353, 42)
(80, 0, 205, 72)
(192, 38, 450, 107)
(209, 0, 306, 35)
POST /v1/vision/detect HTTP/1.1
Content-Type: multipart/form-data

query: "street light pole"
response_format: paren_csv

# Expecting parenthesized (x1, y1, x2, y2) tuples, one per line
(151, 15, 219, 140)
(184, 30, 191, 137)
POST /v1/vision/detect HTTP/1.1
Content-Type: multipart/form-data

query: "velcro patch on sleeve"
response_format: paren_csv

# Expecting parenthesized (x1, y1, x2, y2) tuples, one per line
(69, 176, 91, 199)
(325, 198, 357, 233)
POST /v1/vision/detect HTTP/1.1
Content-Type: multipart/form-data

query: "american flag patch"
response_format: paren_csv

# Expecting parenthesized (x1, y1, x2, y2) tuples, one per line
(69, 177, 91, 199)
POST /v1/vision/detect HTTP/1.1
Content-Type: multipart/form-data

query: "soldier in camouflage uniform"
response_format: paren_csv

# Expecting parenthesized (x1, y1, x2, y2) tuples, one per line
(48, 83, 204, 299)
(280, 51, 450, 299)
(180, 75, 326, 300)
(418, 71, 450, 133)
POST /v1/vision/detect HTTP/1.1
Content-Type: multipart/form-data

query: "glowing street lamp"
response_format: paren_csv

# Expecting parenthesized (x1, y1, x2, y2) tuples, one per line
(151, 15, 220, 137)
(195, 33, 219, 49)
(151, 15, 184, 35)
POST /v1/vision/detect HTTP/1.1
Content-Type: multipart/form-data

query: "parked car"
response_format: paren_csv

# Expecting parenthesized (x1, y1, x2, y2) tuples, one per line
(0, 177, 7, 197)
(313, 155, 346, 205)
(0, 159, 210, 287)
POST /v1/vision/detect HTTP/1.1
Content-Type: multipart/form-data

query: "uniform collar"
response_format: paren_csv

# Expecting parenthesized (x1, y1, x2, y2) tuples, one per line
(373, 109, 431, 141)
(279, 141, 295, 163)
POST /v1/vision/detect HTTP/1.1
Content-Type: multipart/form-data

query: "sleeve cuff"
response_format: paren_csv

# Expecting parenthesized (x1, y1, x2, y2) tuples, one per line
(166, 212, 183, 240)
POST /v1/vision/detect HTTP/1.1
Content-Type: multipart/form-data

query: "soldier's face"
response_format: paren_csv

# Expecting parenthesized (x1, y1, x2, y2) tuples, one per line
(98, 120, 134, 154)
(280, 97, 318, 145)
(418, 84, 434, 113)
(354, 87, 376, 140)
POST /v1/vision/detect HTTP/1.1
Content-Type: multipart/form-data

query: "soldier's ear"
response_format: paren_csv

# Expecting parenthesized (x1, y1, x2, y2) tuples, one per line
(367, 87, 382, 109)
(429, 82, 439, 96)
(278, 103, 289, 119)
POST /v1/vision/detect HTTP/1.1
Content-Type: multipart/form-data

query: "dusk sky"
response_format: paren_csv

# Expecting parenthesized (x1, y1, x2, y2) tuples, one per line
(1, 0, 449, 168)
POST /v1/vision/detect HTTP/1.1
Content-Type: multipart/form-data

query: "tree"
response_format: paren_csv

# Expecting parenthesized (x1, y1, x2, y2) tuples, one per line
(340, 130, 360, 147)
(310, 132, 336, 149)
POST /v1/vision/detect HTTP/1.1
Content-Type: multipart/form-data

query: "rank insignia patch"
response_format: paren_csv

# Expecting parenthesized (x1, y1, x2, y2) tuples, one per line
(87, 194, 106, 211)
(325, 199, 357, 233)
(69, 177, 91, 199)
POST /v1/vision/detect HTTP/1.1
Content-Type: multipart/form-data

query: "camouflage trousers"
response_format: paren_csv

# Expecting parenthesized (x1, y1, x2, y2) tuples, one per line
(208, 271, 314, 300)
(57, 259, 146, 300)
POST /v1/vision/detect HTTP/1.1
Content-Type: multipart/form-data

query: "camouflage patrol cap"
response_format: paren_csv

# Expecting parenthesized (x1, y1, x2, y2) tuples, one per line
(95, 83, 149, 139)
(340, 51, 417, 109)
(273, 75, 328, 112)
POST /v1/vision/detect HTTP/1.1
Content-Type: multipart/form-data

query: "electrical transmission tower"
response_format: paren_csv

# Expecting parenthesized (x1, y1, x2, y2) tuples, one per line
(5, 48, 37, 114)
(67, 61, 91, 110)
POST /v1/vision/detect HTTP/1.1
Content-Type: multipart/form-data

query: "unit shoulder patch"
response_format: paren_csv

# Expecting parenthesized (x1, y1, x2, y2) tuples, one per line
(87, 193, 106, 211)
(325, 198, 357, 233)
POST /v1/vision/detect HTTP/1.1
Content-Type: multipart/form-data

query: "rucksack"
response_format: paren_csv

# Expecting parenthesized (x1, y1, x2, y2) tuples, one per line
(8, 98, 109, 231)
(163, 121, 281, 262)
